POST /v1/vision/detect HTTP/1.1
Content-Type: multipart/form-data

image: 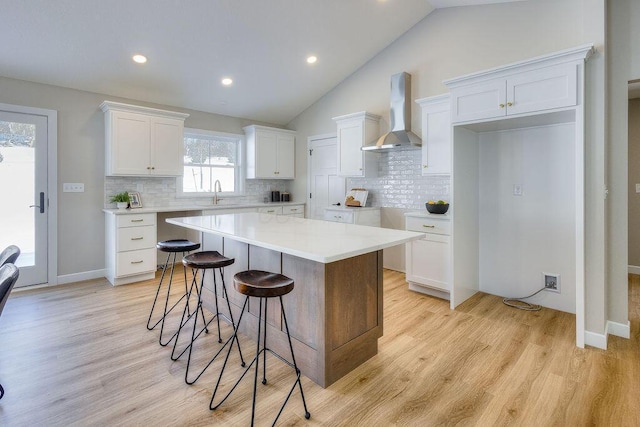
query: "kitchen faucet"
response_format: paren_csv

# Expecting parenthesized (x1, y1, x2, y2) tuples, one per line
(213, 179, 222, 205)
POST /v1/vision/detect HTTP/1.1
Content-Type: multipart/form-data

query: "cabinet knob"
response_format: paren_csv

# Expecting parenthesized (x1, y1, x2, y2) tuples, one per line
(499, 104, 505, 108)
(147, 166, 151, 170)
(151, 166, 155, 170)
(423, 165, 427, 168)
(507, 102, 513, 107)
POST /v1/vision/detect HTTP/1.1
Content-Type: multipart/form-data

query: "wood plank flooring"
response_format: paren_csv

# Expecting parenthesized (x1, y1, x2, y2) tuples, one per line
(0, 269, 638, 426)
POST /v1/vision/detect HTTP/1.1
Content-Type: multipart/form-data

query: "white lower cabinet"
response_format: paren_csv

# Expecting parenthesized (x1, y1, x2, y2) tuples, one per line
(323, 207, 380, 226)
(405, 213, 450, 299)
(258, 203, 305, 218)
(105, 213, 157, 286)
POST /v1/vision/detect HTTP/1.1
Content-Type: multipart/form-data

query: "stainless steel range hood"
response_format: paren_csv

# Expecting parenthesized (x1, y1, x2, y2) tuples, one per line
(362, 72, 422, 152)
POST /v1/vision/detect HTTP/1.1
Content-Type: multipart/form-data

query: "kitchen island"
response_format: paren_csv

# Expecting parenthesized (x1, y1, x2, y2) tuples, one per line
(167, 213, 422, 387)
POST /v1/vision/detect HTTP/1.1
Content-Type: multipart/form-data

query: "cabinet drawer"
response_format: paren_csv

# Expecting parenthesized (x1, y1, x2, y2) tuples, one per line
(283, 205, 304, 215)
(258, 206, 283, 215)
(324, 210, 354, 224)
(117, 225, 156, 252)
(117, 213, 156, 228)
(406, 216, 450, 235)
(116, 248, 156, 277)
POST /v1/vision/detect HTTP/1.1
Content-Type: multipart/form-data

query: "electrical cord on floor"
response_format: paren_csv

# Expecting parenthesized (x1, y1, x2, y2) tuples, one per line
(502, 287, 546, 311)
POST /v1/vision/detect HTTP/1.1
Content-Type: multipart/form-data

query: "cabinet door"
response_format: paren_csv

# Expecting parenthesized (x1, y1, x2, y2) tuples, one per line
(110, 111, 151, 175)
(255, 130, 278, 178)
(337, 120, 364, 176)
(506, 63, 577, 116)
(422, 107, 451, 176)
(276, 133, 295, 178)
(450, 80, 506, 123)
(406, 234, 450, 291)
(150, 116, 184, 176)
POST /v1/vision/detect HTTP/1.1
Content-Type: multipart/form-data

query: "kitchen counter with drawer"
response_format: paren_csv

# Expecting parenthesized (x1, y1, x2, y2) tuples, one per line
(405, 211, 451, 300)
(103, 202, 305, 285)
(323, 206, 380, 226)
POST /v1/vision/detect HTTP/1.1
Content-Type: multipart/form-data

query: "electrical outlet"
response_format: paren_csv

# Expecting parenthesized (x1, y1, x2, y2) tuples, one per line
(543, 273, 560, 293)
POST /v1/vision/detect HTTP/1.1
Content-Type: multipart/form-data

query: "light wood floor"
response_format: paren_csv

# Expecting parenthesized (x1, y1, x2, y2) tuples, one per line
(0, 269, 638, 426)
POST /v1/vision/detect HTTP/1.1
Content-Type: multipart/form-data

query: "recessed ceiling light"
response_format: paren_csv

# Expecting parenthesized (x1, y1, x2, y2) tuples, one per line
(221, 77, 233, 86)
(306, 56, 317, 64)
(132, 54, 147, 64)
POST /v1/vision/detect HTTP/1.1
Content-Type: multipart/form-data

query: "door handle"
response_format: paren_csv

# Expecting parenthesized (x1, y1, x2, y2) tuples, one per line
(332, 202, 341, 206)
(29, 192, 45, 213)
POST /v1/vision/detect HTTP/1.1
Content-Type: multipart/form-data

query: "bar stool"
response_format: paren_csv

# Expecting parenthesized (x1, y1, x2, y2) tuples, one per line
(147, 239, 201, 346)
(210, 270, 310, 425)
(172, 251, 245, 385)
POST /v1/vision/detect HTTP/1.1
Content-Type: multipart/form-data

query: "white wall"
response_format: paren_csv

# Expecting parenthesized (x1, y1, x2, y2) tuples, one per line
(287, 0, 607, 334)
(0, 75, 279, 277)
(478, 124, 576, 313)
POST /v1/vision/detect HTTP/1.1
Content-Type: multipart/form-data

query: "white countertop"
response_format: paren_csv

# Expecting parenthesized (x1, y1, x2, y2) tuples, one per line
(404, 210, 451, 219)
(103, 201, 305, 215)
(324, 206, 380, 212)
(167, 213, 423, 264)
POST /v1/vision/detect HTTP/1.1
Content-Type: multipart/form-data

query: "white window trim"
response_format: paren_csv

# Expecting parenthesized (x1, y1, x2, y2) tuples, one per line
(177, 127, 245, 198)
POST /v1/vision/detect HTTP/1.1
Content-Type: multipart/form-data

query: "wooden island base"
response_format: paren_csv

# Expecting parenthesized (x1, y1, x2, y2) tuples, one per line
(200, 237, 383, 388)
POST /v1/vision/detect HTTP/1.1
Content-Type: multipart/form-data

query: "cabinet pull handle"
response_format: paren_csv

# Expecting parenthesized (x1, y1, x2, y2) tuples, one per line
(335, 215, 342, 219)
(423, 225, 435, 228)
(131, 260, 144, 264)
(291, 209, 297, 211)
(423, 165, 427, 168)
(131, 237, 144, 240)
(131, 219, 144, 223)
(507, 102, 513, 107)
(499, 103, 505, 108)
(267, 210, 275, 213)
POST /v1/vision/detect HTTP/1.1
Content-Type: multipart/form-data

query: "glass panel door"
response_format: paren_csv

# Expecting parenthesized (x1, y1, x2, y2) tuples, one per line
(0, 110, 48, 286)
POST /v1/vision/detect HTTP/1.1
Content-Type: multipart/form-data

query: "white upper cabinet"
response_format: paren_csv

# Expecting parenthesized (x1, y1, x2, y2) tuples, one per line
(445, 46, 591, 124)
(101, 101, 189, 176)
(333, 112, 380, 177)
(244, 125, 296, 179)
(416, 94, 451, 176)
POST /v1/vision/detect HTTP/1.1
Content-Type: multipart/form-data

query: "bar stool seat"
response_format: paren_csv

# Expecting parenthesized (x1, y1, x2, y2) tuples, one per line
(210, 270, 310, 425)
(172, 250, 244, 385)
(147, 239, 201, 347)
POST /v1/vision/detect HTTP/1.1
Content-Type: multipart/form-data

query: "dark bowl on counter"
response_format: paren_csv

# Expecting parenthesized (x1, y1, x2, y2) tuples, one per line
(425, 203, 449, 214)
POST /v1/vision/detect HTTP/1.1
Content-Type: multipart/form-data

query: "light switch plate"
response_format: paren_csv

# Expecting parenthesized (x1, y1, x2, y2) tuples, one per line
(63, 183, 84, 192)
(513, 184, 523, 196)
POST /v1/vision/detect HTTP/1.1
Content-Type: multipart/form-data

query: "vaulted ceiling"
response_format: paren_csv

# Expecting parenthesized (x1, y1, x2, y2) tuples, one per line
(0, 0, 522, 124)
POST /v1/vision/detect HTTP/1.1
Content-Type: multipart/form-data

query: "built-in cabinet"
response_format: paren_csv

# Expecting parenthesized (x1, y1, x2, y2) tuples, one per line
(416, 94, 451, 175)
(258, 205, 305, 218)
(333, 112, 380, 177)
(105, 213, 157, 285)
(449, 62, 578, 124)
(405, 213, 451, 299)
(323, 207, 380, 227)
(100, 101, 189, 176)
(444, 44, 592, 347)
(244, 125, 296, 179)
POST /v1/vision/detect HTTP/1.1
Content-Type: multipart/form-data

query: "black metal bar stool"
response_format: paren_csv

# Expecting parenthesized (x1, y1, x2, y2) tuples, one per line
(210, 270, 310, 426)
(147, 239, 201, 346)
(172, 250, 245, 385)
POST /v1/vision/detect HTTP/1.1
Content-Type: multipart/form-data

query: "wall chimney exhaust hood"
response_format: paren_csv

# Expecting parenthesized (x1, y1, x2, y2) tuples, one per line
(362, 72, 422, 152)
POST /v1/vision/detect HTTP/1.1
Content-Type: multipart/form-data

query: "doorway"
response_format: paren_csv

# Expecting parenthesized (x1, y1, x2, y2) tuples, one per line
(0, 103, 57, 287)
(307, 134, 346, 220)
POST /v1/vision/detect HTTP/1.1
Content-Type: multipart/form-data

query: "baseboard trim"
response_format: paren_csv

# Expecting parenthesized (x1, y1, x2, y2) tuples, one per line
(607, 320, 631, 339)
(57, 269, 106, 285)
(628, 265, 640, 275)
(584, 329, 607, 350)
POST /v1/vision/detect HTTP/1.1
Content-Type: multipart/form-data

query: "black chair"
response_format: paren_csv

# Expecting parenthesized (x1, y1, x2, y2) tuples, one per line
(147, 239, 201, 346)
(0, 245, 20, 267)
(210, 270, 310, 425)
(0, 263, 20, 400)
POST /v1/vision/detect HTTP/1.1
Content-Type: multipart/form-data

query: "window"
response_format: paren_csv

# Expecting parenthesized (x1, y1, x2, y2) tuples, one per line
(178, 128, 243, 197)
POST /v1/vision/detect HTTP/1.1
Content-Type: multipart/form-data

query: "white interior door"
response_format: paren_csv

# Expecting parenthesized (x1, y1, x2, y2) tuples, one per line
(308, 135, 346, 219)
(0, 107, 52, 287)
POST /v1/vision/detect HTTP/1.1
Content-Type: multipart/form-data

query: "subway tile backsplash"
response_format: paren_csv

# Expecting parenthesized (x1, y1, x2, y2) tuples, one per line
(106, 150, 448, 210)
(348, 149, 450, 209)
(105, 177, 289, 208)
